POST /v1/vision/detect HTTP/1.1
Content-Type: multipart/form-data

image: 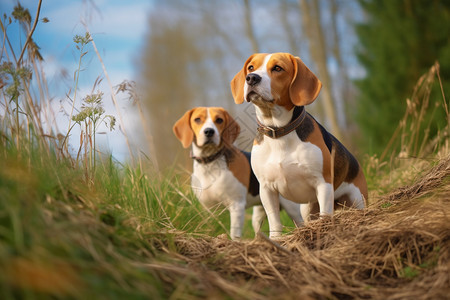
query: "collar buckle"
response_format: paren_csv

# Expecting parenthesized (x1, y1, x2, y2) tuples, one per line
(268, 126, 277, 139)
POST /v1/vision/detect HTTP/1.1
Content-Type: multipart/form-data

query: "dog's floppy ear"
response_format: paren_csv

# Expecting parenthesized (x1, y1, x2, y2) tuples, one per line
(289, 55, 322, 106)
(230, 54, 255, 104)
(173, 109, 195, 148)
(221, 108, 240, 146)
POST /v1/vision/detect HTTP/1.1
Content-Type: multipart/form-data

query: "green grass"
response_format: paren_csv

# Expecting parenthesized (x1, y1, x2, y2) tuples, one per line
(0, 138, 301, 299)
(0, 142, 299, 299)
(0, 150, 153, 298)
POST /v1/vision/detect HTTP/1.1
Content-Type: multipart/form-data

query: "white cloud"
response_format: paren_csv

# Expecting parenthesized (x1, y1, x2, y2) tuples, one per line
(88, 2, 151, 40)
(40, 0, 152, 42)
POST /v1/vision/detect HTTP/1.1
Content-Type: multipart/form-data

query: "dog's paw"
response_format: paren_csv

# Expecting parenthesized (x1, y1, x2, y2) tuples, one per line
(217, 233, 228, 240)
(270, 235, 284, 243)
(268, 231, 283, 241)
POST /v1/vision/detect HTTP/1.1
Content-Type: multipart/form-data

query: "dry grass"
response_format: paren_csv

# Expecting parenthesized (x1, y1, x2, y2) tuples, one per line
(143, 156, 450, 299)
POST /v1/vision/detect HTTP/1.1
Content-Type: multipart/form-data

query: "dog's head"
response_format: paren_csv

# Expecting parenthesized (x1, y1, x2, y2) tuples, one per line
(230, 53, 322, 111)
(173, 107, 240, 149)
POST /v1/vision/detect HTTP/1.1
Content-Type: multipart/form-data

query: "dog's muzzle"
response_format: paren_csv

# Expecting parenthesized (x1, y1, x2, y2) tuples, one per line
(246, 73, 261, 86)
(245, 73, 273, 103)
(203, 127, 215, 138)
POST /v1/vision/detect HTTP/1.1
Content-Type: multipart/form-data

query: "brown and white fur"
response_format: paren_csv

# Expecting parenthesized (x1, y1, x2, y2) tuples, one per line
(173, 107, 302, 240)
(231, 53, 368, 238)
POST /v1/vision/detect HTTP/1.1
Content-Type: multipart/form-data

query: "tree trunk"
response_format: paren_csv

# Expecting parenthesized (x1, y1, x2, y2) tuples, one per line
(299, 0, 343, 140)
(330, 0, 349, 129)
(281, 0, 300, 55)
(243, 0, 260, 53)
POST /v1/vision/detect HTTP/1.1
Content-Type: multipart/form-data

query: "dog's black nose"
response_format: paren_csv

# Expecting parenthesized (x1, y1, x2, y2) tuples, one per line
(246, 73, 261, 86)
(204, 128, 215, 138)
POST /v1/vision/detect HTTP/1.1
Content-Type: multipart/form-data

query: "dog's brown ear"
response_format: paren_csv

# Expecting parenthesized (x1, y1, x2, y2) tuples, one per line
(230, 54, 255, 104)
(221, 109, 240, 146)
(173, 109, 195, 148)
(289, 55, 322, 106)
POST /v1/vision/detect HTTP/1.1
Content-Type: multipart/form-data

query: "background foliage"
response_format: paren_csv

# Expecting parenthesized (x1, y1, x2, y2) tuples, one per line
(138, 0, 449, 169)
(355, 0, 450, 155)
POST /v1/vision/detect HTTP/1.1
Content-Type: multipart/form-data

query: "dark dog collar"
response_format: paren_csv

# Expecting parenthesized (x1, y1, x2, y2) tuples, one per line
(257, 108, 307, 139)
(190, 147, 225, 164)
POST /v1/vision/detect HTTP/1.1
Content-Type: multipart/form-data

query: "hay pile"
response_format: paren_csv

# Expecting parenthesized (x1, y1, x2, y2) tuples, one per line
(149, 156, 450, 299)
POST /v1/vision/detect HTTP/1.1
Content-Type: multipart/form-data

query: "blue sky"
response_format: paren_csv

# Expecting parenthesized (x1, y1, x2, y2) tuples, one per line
(2, 0, 154, 161)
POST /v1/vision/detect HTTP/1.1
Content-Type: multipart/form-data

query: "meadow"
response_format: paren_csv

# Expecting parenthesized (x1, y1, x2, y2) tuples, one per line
(1, 7, 449, 299)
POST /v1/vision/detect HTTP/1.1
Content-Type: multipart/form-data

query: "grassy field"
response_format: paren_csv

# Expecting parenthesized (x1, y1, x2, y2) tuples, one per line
(1, 142, 448, 299)
(1, 7, 449, 299)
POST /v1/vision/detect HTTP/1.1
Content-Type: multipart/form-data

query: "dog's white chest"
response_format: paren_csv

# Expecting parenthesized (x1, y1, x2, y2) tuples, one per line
(252, 133, 325, 203)
(191, 159, 247, 208)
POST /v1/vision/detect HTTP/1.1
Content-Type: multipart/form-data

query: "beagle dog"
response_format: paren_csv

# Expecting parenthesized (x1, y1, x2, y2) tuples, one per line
(173, 107, 302, 240)
(231, 53, 368, 238)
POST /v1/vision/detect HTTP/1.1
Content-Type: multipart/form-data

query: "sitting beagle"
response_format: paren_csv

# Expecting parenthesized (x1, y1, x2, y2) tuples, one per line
(230, 53, 368, 238)
(173, 107, 302, 240)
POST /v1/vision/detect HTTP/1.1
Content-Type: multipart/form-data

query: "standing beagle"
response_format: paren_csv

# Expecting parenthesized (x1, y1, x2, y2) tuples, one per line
(173, 107, 302, 239)
(231, 53, 368, 238)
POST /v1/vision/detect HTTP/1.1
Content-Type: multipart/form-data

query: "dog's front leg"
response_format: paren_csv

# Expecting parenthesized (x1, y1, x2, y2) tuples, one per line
(316, 182, 334, 216)
(229, 200, 246, 240)
(260, 187, 283, 238)
(300, 203, 311, 222)
(251, 205, 266, 235)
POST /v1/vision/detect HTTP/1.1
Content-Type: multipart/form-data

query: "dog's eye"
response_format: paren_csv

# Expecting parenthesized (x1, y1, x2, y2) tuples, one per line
(248, 65, 254, 71)
(272, 65, 283, 72)
(194, 117, 201, 124)
(215, 118, 223, 124)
